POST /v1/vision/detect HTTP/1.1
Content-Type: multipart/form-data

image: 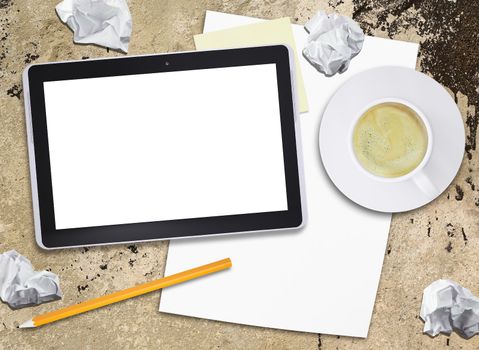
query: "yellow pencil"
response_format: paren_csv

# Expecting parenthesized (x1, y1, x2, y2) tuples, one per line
(19, 258, 232, 328)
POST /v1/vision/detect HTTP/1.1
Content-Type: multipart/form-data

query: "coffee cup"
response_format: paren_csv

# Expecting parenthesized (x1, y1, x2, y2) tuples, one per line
(349, 97, 437, 196)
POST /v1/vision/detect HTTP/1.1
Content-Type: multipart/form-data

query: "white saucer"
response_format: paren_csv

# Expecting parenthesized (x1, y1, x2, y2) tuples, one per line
(319, 66, 465, 213)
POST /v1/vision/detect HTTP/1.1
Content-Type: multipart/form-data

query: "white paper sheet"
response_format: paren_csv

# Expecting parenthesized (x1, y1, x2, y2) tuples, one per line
(160, 11, 419, 337)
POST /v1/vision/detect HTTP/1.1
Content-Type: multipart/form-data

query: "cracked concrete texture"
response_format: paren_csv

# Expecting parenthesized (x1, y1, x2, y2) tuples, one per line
(1, 0, 479, 349)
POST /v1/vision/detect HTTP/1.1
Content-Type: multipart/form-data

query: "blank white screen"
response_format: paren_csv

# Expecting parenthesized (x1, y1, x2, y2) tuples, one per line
(43, 64, 288, 230)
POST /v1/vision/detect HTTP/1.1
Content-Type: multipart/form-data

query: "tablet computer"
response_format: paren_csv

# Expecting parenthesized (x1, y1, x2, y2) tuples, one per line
(23, 45, 304, 249)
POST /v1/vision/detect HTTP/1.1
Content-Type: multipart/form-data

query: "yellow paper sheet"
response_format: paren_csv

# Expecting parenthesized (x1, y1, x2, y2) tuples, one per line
(194, 18, 308, 113)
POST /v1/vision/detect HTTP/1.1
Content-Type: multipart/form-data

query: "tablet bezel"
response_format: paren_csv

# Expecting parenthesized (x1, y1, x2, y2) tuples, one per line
(23, 45, 303, 249)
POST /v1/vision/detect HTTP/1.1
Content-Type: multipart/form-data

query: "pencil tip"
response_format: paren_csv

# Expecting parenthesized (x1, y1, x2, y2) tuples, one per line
(19, 319, 35, 329)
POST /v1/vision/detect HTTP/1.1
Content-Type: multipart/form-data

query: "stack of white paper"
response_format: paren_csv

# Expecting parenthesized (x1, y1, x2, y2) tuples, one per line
(160, 11, 419, 337)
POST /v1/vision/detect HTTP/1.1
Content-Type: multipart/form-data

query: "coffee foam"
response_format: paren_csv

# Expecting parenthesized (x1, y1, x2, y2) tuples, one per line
(353, 102, 428, 178)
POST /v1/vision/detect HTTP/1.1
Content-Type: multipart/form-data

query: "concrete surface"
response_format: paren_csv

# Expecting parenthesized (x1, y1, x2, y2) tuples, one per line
(1, 0, 478, 349)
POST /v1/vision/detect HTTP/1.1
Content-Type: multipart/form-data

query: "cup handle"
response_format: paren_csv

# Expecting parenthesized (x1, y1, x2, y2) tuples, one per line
(413, 171, 438, 198)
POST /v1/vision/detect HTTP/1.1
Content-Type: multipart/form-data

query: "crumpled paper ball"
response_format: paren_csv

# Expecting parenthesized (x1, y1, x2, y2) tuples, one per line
(302, 11, 365, 76)
(56, 0, 132, 53)
(0, 250, 62, 309)
(420, 279, 479, 338)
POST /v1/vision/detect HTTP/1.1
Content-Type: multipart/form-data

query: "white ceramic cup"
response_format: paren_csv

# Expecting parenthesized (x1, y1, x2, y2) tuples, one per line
(349, 97, 438, 197)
